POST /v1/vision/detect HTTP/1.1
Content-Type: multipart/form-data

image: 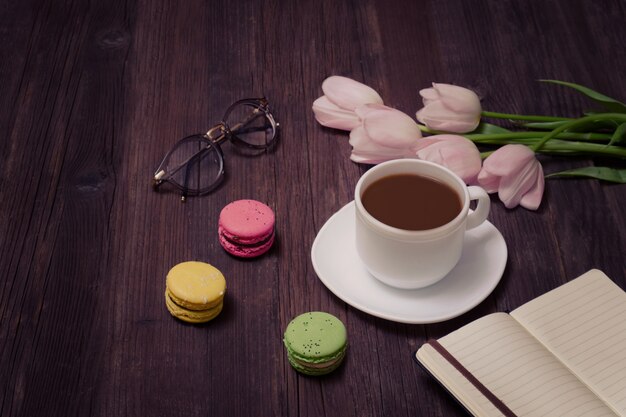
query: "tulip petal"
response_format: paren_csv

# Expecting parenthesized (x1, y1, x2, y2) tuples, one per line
(416, 83, 482, 133)
(432, 83, 482, 114)
(477, 168, 501, 194)
(348, 111, 421, 165)
(350, 152, 381, 164)
(350, 150, 409, 164)
(413, 134, 475, 151)
(354, 102, 388, 119)
(360, 105, 421, 148)
(347, 128, 379, 153)
(498, 160, 540, 208)
(416, 102, 480, 133)
(312, 96, 361, 130)
(519, 167, 545, 210)
(418, 87, 439, 106)
(349, 127, 411, 157)
(481, 145, 535, 177)
(350, 153, 389, 164)
(437, 147, 481, 184)
(482, 144, 544, 211)
(322, 76, 383, 111)
(414, 135, 482, 184)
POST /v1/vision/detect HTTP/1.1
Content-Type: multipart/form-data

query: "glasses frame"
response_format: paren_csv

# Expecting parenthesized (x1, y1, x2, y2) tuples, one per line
(152, 97, 278, 201)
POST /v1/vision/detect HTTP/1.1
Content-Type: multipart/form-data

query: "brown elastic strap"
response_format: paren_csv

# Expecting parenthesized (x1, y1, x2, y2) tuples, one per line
(427, 339, 518, 417)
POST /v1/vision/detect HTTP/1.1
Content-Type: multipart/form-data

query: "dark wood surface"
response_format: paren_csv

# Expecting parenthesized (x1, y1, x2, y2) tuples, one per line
(1, 1, 625, 416)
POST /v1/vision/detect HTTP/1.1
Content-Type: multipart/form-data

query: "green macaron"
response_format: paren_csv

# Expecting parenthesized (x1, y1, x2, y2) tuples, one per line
(283, 311, 348, 376)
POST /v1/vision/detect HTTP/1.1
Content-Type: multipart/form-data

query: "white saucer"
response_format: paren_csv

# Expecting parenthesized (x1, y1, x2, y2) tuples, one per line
(311, 201, 507, 324)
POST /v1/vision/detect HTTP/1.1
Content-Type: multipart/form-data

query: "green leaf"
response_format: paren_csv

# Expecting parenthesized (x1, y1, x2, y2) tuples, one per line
(608, 122, 626, 146)
(540, 79, 626, 113)
(546, 166, 626, 183)
(471, 122, 511, 134)
(574, 119, 620, 132)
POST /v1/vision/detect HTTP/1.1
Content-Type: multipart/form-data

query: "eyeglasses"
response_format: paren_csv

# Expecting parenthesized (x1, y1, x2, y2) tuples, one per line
(152, 98, 278, 201)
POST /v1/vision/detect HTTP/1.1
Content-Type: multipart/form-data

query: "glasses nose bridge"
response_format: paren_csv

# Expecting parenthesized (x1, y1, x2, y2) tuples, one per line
(205, 123, 230, 145)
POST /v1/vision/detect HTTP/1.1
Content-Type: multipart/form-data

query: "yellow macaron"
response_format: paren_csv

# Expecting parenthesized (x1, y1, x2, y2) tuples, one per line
(164, 261, 226, 323)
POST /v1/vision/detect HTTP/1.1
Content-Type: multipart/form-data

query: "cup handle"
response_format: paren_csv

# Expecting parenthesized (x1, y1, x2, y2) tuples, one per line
(466, 186, 490, 230)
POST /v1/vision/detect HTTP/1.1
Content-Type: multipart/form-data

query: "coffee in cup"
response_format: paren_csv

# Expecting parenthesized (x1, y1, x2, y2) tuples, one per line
(361, 173, 462, 230)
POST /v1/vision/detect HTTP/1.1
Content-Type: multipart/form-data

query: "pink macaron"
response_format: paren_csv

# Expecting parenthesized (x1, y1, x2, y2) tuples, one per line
(218, 199, 276, 258)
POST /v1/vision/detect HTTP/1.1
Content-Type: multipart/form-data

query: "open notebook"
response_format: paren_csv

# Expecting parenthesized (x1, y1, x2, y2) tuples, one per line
(415, 269, 626, 417)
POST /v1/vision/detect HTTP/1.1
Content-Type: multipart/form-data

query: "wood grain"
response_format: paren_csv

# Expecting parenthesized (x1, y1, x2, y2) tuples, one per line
(1, 0, 625, 416)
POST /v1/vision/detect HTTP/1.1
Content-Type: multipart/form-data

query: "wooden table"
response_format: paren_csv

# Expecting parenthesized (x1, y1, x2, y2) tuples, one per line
(2, 1, 625, 416)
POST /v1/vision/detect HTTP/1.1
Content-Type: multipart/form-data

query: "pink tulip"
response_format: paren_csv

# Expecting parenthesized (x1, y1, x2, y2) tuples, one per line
(313, 76, 384, 130)
(312, 96, 362, 130)
(416, 83, 482, 133)
(322, 76, 383, 110)
(349, 104, 421, 164)
(478, 144, 545, 210)
(414, 135, 482, 184)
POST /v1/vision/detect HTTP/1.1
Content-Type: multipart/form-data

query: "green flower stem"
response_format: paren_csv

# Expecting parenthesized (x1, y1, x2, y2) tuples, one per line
(418, 125, 442, 134)
(465, 131, 611, 142)
(533, 113, 626, 152)
(481, 110, 572, 122)
(469, 137, 626, 158)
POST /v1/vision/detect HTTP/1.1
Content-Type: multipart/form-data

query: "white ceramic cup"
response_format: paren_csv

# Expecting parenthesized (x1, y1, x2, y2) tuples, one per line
(354, 159, 490, 289)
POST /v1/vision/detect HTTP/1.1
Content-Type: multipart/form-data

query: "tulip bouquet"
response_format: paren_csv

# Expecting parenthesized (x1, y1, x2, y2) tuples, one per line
(312, 76, 626, 210)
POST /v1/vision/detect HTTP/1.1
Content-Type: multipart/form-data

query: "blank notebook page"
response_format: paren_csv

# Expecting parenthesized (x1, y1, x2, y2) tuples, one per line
(439, 313, 616, 416)
(512, 269, 626, 415)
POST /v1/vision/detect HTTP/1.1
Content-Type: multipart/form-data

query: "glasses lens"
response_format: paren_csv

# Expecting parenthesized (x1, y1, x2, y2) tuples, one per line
(223, 101, 277, 149)
(160, 135, 224, 195)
